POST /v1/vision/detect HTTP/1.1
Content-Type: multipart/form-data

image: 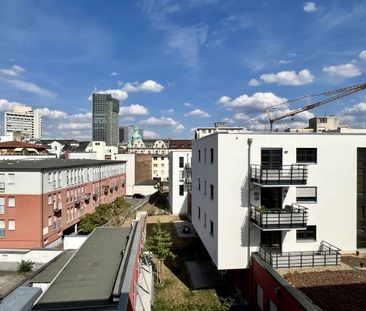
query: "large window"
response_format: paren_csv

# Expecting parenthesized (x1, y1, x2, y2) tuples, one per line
(297, 148, 317, 163)
(297, 225, 316, 241)
(296, 187, 317, 203)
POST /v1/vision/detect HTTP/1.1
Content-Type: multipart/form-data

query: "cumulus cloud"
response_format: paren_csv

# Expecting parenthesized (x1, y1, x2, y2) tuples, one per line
(259, 69, 314, 86)
(303, 2, 317, 13)
(119, 104, 149, 117)
(0, 65, 25, 76)
(218, 92, 286, 112)
(140, 116, 184, 132)
(57, 123, 91, 130)
(0, 99, 24, 112)
(340, 102, 366, 128)
(184, 108, 210, 117)
(121, 80, 164, 93)
(184, 102, 193, 107)
(110, 71, 118, 76)
(359, 50, 366, 60)
(91, 89, 128, 101)
(342, 102, 366, 115)
(35, 108, 68, 119)
(248, 79, 260, 86)
(161, 108, 175, 114)
(322, 63, 362, 77)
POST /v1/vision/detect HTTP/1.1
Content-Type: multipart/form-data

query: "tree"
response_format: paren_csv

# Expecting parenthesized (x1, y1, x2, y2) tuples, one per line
(145, 221, 175, 284)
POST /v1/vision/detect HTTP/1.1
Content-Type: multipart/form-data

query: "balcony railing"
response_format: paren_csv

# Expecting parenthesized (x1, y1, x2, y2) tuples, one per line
(250, 204, 308, 230)
(185, 162, 192, 170)
(185, 177, 192, 184)
(259, 241, 341, 269)
(251, 164, 308, 186)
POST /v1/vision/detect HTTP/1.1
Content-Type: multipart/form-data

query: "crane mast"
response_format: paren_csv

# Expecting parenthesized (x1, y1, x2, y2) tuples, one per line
(266, 82, 366, 132)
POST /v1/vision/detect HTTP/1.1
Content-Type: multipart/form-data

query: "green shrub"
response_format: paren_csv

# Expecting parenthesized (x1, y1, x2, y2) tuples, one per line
(18, 259, 34, 273)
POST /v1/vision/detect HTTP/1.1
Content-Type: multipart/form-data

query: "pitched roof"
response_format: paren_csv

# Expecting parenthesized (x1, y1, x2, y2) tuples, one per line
(0, 140, 47, 150)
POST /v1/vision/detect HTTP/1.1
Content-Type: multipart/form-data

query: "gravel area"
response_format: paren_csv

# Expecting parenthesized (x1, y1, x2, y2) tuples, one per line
(0, 271, 32, 298)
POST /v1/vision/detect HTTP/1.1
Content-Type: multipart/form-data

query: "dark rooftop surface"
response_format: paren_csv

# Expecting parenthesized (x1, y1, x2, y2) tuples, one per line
(30, 250, 75, 284)
(0, 159, 125, 171)
(136, 179, 159, 186)
(33, 227, 130, 310)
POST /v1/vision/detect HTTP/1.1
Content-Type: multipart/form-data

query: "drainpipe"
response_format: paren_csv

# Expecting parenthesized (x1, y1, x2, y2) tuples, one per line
(247, 138, 253, 265)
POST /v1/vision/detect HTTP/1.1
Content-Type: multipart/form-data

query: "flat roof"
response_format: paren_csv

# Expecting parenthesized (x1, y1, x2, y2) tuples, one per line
(0, 159, 126, 172)
(30, 250, 75, 284)
(33, 227, 130, 310)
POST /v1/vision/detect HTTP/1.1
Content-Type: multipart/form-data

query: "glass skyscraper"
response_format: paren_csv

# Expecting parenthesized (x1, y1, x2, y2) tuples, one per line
(92, 93, 119, 146)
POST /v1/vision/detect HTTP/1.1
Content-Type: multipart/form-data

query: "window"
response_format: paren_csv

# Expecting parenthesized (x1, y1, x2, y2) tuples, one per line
(179, 171, 184, 181)
(198, 206, 201, 219)
(198, 150, 201, 162)
(48, 216, 52, 226)
(48, 195, 52, 205)
(8, 173, 15, 184)
(0, 174, 5, 193)
(153, 164, 158, 168)
(179, 157, 184, 168)
(297, 225, 316, 241)
(179, 185, 184, 196)
(297, 148, 317, 163)
(210, 220, 214, 237)
(0, 220, 4, 237)
(0, 198, 4, 214)
(48, 173, 52, 183)
(8, 220, 15, 231)
(153, 157, 158, 161)
(204, 148, 207, 163)
(318, 117, 327, 123)
(8, 197, 15, 207)
(296, 187, 317, 203)
(204, 212, 206, 227)
(198, 178, 201, 191)
(204, 181, 207, 195)
(210, 184, 214, 200)
(210, 148, 214, 163)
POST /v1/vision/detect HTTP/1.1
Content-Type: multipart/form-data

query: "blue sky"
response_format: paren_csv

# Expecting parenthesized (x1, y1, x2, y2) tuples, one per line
(0, 0, 365, 139)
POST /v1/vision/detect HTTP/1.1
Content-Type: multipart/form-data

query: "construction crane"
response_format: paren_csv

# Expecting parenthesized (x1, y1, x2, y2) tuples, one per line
(266, 82, 366, 132)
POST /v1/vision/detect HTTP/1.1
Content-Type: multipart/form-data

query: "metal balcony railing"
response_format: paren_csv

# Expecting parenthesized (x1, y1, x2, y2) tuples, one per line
(185, 162, 192, 170)
(251, 164, 308, 185)
(250, 204, 308, 230)
(259, 241, 341, 269)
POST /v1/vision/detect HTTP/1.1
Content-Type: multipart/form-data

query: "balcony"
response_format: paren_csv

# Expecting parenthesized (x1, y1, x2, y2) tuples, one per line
(259, 241, 341, 269)
(84, 193, 91, 202)
(251, 164, 308, 186)
(93, 191, 99, 200)
(74, 197, 81, 206)
(250, 204, 308, 230)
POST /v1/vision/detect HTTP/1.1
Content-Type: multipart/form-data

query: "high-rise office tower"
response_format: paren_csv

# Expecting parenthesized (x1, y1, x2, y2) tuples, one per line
(4, 105, 42, 139)
(92, 93, 119, 146)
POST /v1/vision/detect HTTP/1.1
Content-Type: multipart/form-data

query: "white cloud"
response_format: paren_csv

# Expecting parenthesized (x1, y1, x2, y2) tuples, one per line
(0, 65, 25, 76)
(184, 102, 192, 107)
(184, 108, 210, 118)
(121, 80, 164, 93)
(91, 89, 128, 101)
(259, 69, 314, 86)
(359, 50, 366, 60)
(0, 99, 24, 112)
(248, 79, 260, 86)
(322, 63, 362, 77)
(143, 130, 160, 139)
(35, 108, 68, 119)
(233, 112, 249, 121)
(278, 60, 292, 64)
(110, 71, 118, 76)
(140, 116, 184, 132)
(119, 104, 149, 117)
(303, 2, 317, 13)
(3, 78, 56, 97)
(342, 102, 366, 115)
(339, 102, 366, 128)
(57, 123, 91, 130)
(218, 92, 286, 112)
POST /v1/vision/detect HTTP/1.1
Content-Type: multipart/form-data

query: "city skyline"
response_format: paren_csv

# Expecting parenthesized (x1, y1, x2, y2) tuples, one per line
(0, 0, 365, 140)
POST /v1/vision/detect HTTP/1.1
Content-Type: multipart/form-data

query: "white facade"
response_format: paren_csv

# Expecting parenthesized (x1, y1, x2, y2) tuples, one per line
(115, 154, 136, 196)
(4, 105, 42, 139)
(192, 132, 366, 270)
(152, 155, 169, 182)
(169, 151, 192, 215)
(85, 141, 118, 160)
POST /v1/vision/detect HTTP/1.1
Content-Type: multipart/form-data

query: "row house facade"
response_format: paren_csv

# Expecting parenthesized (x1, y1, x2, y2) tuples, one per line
(0, 159, 126, 249)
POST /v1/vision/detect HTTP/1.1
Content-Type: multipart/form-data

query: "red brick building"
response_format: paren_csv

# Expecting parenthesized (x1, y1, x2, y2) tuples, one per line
(0, 159, 126, 249)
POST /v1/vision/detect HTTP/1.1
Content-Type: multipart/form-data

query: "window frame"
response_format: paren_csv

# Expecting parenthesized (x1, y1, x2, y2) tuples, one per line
(296, 148, 317, 164)
(296, 225, 317, 241)
(179, 184, 184, 196)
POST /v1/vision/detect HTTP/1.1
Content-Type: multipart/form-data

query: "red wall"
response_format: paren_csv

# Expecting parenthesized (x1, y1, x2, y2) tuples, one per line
(251, 256, 306, 311)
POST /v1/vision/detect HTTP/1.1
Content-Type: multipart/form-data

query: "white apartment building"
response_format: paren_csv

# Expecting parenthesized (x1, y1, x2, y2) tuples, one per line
(152, 155, 169, 182)
(169, 151, 192, 215)
(195, 122, 245, 139)
(5, 105, 42, 139)
(192, 131, 366, 270)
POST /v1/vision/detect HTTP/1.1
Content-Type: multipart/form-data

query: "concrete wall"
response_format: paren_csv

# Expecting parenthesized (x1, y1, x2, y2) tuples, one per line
(64, 235, 88, 250)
